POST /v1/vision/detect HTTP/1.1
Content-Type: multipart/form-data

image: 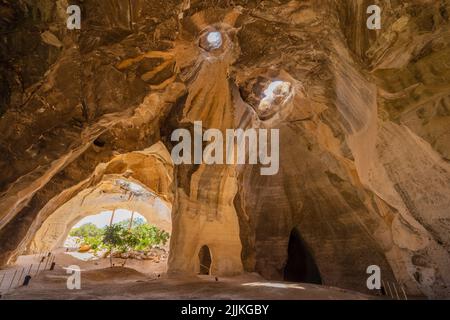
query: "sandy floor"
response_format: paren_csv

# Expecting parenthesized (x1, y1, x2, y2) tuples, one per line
(0, 251, 379, 300)
(51, 249, 168, 276)
(1, 268, 374, 300)
(0, 250, 167, 295)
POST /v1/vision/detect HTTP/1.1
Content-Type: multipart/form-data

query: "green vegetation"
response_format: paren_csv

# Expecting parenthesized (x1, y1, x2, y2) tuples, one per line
(70, 222, 104, 238)
(115, 217, 146, 229)
(132, 224, 170, 251)
(68, 218, 170, 260)
(69, 222, 104, 250)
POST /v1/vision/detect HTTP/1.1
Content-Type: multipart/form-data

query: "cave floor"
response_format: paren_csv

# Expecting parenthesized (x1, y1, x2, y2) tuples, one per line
(1, 266, 375, 300)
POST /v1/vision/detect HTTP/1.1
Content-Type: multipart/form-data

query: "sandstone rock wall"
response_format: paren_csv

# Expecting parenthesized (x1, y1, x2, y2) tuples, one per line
(0, 0, 449, 298)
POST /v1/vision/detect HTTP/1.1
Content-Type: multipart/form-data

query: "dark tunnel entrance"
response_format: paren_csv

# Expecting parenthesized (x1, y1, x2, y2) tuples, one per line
(283, 227, 322, 284)
(198, 245, 212, 275)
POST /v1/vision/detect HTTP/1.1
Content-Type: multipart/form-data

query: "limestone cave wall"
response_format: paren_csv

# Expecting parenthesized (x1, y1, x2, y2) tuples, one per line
(0, 0, 449, 298)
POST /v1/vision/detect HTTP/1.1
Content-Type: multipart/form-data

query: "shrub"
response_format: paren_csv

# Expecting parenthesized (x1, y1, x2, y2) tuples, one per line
(70, 222, 104, 238)
(131, 224, 170, 250)
(68, 219, 170, 265)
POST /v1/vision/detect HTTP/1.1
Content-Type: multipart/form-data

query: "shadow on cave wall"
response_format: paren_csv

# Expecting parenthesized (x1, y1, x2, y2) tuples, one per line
(283, 227, 322, 284)
(198, 245, 212, 275)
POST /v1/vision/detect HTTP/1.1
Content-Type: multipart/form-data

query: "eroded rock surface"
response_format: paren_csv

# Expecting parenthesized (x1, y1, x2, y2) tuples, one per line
(0, 0, 449, 298)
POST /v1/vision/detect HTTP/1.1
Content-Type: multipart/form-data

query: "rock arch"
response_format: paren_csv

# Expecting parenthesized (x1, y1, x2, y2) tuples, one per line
(1, 0, 450, 299)
(6, 142, 176, 265)
(30, 178, 172, 253)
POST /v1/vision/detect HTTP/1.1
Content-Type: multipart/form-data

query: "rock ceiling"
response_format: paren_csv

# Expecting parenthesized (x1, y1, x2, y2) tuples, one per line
(0, 0, 449, 298)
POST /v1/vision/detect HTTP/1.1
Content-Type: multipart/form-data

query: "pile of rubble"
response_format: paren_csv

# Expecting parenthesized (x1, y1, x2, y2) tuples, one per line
(111, 247, 168, 262)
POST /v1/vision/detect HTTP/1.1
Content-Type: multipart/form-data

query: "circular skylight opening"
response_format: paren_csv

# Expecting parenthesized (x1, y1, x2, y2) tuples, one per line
(257, 80, 292, 119)
(206, 31, 223, 49)
(263, 80, 290, 100)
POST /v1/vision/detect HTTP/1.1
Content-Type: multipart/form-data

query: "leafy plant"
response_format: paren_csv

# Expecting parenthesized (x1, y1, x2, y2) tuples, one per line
(70, 223, 104, 238)
(131, 224, 170, 250)
(103, 224, 125, 266)
(84, 235, 103, 251)
(116, 217, 146, 229)
(67, 219, 170, 266)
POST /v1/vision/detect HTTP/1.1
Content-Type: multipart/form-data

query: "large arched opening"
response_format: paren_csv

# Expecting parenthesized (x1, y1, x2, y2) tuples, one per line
(29, 178, 172, 254)
(17, 177, 173, 276)
(57, 208, 171, 274)
(3, 144, 177, 279)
